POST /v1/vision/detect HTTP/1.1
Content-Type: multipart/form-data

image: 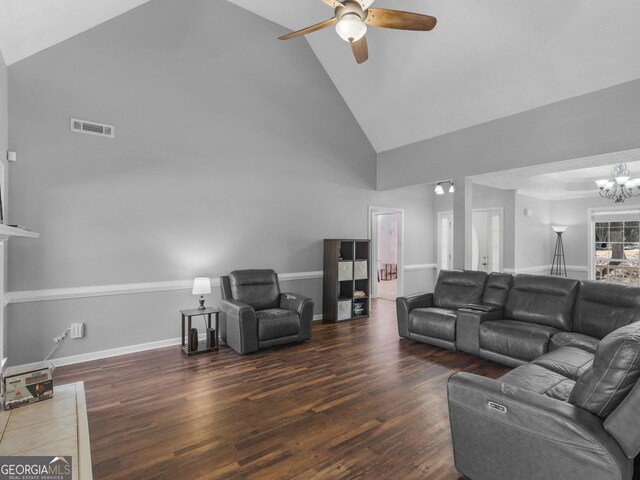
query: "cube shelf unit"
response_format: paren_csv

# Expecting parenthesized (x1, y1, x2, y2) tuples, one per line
(323, 239, 370, 323)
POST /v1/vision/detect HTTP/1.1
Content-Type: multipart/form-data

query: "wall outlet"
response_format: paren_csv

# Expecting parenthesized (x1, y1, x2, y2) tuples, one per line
(70, 323, 84, 339)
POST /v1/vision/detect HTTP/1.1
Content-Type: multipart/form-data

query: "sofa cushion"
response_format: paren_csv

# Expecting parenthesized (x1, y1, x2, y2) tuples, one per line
(479, 320, 559, 362)
(433, 270, 487, 309)
(230, 269, 280, 311)
(573, 281, 640, 340)
(500, 364, 575, 401)
(504, 275, 579, 331)
(570, 322, 640, 418)
(409, 308, 457, 341)
(481, 272, 513, 307)
(257, 309, 300, 341)
(531, 346, 594, 380)
(549, 332, 599, 354)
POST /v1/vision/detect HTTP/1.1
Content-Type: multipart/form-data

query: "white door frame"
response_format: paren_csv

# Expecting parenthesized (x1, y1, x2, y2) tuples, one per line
(368, 206, 404, 298)
(437, 211, 454, 271)
(472, 207, 504, 272)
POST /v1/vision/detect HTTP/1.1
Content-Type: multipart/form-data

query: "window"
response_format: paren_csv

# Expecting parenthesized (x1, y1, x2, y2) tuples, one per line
(593, 217, 640, 284)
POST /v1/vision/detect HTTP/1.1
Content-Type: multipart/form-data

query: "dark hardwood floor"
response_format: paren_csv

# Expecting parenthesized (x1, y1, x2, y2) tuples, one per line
(56, 299, 509, 479)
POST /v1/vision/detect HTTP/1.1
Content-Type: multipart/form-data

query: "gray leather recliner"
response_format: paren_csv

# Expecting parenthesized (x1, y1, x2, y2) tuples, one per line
(219, 269, 314, 355)
(396, 270, 488, 351)
(448, 322, 640, 480)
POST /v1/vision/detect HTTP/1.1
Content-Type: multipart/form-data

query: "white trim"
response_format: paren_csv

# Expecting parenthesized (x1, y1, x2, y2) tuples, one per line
(11, 313, 326, 370)
(6, 270, 324, 305)
(504, 265, 589, 274)
(404, 263, 437, 271)
(16, 336, 190, 370)
(75, 382, 93, 480)
(369, 206, 405, 298)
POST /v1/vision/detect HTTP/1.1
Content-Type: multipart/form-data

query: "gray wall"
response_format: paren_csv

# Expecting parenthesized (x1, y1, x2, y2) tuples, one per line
(377, 79, 640, 190)
(0, 50, 6, 152)
(378, 79, 640, 269)
(1, 50, 7, 360)
(514, 195, 552, 269)
(6, 0, 435, 365)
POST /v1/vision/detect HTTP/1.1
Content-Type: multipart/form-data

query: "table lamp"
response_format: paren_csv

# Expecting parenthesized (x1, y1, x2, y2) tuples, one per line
(192, 277, 211, 310)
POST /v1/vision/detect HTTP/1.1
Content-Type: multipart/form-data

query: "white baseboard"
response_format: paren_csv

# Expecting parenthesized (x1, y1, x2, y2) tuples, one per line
(10, 313, 325, 371)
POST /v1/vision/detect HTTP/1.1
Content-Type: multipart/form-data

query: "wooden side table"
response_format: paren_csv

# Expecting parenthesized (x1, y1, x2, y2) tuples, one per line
(180, 307, 220, 356)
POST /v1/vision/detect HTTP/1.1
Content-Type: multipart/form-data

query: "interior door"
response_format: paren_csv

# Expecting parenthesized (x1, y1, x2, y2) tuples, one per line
(472, 211, 490, 272)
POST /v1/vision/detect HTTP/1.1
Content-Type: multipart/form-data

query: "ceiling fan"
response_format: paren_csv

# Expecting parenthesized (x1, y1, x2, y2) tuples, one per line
(278, 0, 437, 64)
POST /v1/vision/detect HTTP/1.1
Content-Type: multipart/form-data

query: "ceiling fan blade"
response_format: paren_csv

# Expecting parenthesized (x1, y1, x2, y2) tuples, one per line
(358, 0, 375, 9)
(321, 0, 343, 9)
(365, 8, 437, 31)
(351, 36, 368, 64)
(278, 17, 337, 40)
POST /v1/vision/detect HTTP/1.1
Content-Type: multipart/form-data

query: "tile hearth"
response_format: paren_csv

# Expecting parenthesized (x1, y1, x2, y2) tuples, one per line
(0, 382, 92, 480)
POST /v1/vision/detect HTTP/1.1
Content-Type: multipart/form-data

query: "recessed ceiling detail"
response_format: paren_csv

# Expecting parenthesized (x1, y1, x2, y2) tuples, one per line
(472, 149, 640, 201)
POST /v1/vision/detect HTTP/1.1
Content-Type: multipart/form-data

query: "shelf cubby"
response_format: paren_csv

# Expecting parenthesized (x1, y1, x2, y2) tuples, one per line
(323, 239, 371, 323)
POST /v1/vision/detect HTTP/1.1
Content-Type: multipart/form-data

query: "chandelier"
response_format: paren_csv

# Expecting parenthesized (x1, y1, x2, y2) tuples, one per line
(595, 164, 640, 203)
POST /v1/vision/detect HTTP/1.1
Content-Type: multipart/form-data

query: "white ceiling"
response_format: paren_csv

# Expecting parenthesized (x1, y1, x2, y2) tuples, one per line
(0, 1, 639, 154)
(472, 149, 640, 200)
(229, 0, 640, 152)
(0, 0, 150, 65)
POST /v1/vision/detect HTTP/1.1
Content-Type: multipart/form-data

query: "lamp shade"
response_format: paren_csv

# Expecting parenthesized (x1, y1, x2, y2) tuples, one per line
(335, 14, 367, 43)
(192, 277, 211, 295)
(551, 225, 568, 234)
(434, 183, 444, 195)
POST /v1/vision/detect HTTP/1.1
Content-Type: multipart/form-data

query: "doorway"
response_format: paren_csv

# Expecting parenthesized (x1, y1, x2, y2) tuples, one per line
(376, 213, 398, 301)
(472, 208, 503, 272)
(369, 206, 404, 300)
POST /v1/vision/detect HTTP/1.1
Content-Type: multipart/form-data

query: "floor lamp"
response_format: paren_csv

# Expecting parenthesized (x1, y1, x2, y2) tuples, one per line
(550, 226, 567, 277)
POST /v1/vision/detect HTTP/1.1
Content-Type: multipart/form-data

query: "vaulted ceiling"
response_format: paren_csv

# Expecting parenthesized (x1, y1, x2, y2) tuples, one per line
(1, 0, 639, 154)
(229, 0, 640, 152)
(0, 0, 150, 65)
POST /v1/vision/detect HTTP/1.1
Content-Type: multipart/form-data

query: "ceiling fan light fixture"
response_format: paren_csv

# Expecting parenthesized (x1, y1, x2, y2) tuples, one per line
(336, 13, 367, 43)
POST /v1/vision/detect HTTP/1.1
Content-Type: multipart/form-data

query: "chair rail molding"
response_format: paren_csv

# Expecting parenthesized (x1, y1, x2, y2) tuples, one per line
(6, 270, 324, 305)
(404, 263, 437, 271)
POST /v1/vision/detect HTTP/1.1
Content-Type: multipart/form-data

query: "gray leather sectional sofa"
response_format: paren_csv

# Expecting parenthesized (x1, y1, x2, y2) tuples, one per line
(397, 270, 640, 480)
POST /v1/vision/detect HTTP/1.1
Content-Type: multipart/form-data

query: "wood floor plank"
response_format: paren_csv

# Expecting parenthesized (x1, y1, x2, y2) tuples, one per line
(55, 299, 508, 479)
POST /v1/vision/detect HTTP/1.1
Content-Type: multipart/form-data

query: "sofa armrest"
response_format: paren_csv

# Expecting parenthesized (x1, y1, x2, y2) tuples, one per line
(396, 293, 433, 338)
(456, 308, 503, 355)
(219, 299, 258, 355)
(280, 293, 314, 341)
(447, 372, 632, 480)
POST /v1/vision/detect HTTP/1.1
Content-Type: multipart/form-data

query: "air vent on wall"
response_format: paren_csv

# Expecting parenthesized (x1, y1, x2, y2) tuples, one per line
(70, 118, 114, 138)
